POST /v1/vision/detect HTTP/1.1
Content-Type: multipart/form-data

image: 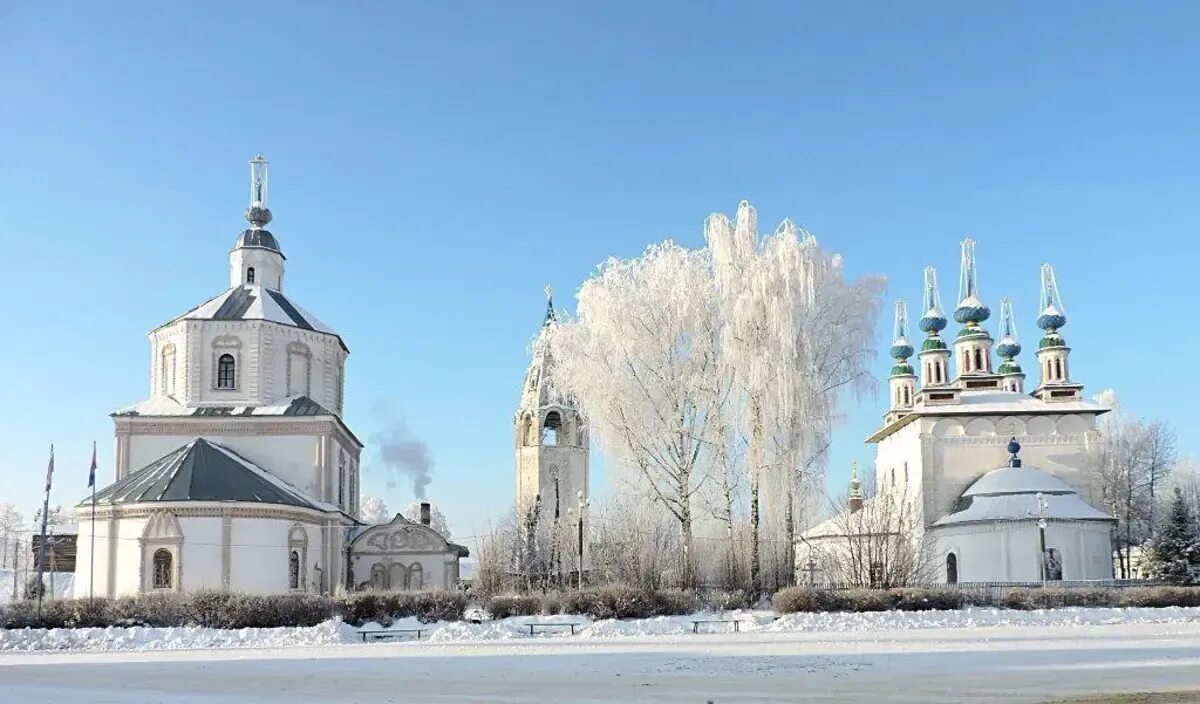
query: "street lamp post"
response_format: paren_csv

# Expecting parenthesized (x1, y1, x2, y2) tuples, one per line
(1036, 492, 1048, 585)
(575, 491, 588, 589)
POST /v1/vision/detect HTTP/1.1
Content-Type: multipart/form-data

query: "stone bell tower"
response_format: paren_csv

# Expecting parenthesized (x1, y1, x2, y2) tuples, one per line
(514, 288, 589, 523)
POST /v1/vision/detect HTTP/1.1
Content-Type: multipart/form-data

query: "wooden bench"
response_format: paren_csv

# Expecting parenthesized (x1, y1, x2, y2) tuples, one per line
(526, 622, 581, 636)
(691, 619, 747, 634)
(359, 628, 427, 642)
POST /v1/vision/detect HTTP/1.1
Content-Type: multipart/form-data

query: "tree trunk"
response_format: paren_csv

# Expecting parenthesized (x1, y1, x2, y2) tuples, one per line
(749, 400, 763, 599)
(784, 487, 795, 589)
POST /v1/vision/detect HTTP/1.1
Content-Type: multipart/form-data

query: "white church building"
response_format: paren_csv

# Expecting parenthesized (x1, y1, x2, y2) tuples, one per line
(75, 157, 465, 598)
(798, 241, 1115, 585)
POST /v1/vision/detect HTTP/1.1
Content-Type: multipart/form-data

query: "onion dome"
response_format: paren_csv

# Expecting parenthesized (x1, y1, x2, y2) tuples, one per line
(954, 297, 991, 325)
(1037, 264, 1067, 331)
(890, 300, 915, 362)
(995, 297, 1022, 360)
(954, 239, 990, 324)
(235, 155, 283, 255)
(918, 266, 948, 333)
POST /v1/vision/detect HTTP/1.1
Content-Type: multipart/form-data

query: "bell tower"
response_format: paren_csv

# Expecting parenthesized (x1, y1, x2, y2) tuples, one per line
(514, 287, 589, 523)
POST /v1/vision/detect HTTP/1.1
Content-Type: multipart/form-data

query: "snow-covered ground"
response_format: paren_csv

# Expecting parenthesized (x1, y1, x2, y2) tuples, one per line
(3, 607, 1200, 653)
(1, 608, 1199, 702)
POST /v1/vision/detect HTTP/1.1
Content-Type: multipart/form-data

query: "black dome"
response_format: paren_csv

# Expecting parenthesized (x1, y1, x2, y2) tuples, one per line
(235, 228, 283, 255)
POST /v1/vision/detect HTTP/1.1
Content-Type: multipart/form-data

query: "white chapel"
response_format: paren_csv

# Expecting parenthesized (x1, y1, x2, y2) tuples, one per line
(75, 157, 464, 598)
(798, 241, 1116, 585)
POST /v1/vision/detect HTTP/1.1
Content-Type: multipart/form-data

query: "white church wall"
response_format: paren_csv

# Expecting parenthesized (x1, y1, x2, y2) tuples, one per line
(230, 517, 299, 594)
(931, 521, 1114, 583)
(179, 517, 224, 592)
(112, 516, 148, 597)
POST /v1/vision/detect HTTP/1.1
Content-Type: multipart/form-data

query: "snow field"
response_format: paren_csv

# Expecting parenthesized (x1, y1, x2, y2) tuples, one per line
(2, 605, 1199, 653)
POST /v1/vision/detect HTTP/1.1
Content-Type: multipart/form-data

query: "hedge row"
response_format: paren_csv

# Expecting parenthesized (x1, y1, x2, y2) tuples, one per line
(1, 590, 467, 630)
(772, 586, 1200, 613)
(487, 587, 703, 620)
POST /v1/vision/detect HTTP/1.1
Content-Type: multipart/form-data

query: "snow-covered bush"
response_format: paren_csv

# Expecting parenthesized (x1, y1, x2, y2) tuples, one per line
(558, 586, 700, 619)
(772, 587, 844, 613)
(337, 590, 466, 625)
(1116, 586, 1200, 608)
(486, 595, 541, 619)
(890, 588, 965, 611)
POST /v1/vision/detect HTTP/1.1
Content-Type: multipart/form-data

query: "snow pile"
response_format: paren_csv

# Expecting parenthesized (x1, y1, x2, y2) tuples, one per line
(0, 619, 360, 653)
(429, 614, 592, 642)
(766, 606, 1200, 632)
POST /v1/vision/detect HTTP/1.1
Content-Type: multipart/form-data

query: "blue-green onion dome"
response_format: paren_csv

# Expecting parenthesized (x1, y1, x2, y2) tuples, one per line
(890, 363, 915, 377)
(890, 337, 914, 360)
(918, 308, 947, 333)
(954, 295, 990, 324)
(921, 336, 948, 351)
(998, 359, 1023, 375)
(1036, 305, 1067, 331)
(995, 335, 1021, 360)
(1039, 332, 1066, 349)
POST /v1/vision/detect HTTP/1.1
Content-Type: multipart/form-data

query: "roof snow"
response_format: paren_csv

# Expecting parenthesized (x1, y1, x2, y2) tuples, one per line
(157, 285, 343, 349)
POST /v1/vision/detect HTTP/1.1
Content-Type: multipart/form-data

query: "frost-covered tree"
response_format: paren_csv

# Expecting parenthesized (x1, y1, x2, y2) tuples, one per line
(0, 502, 24, 568)
(548, 202, 882, 593)
(1092, 394, 1178, 577)
(547, 243, 726, 587)
(403, 500, 451, 539)
(359, 495, 390, 525)
(707, 202, 882, 596)
(1144, 488, 1200, 584)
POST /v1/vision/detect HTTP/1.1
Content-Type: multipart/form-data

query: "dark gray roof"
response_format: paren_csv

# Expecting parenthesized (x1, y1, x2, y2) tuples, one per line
(90, 438, 327, 510)
(235, 228, 284, 256)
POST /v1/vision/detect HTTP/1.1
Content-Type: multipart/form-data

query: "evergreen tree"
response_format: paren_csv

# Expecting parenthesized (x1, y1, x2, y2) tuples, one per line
(1146, 487, 1200, 584)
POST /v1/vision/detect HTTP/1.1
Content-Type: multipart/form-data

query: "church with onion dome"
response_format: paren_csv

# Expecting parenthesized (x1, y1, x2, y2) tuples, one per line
(73, 157, 466, 598)
(798, 240, 1115, 585)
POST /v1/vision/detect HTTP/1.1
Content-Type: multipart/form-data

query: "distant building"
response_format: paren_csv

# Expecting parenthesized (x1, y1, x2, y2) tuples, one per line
(514, 290, 589, 523)
(799, 242, 1115, 585)
(31, 531, 78, 572)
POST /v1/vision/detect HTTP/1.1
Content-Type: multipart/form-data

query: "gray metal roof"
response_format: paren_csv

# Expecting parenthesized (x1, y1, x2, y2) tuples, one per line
(235, 228, 284, 256)
(159, 285, 345, 351)
(933, 465, 1112, 528)
(91, 438, 326, 510)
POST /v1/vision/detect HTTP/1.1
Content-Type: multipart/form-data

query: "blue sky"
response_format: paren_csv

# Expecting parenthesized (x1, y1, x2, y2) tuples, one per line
(1, 3, 1197, 544)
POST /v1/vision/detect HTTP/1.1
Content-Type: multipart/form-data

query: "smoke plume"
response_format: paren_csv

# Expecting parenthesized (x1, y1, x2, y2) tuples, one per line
(369, 412, 434, 499)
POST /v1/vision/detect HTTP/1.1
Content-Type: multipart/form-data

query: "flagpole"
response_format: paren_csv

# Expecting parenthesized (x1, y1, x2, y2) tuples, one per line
(37, 444, 53, 617)
(89, 441, 97, 602)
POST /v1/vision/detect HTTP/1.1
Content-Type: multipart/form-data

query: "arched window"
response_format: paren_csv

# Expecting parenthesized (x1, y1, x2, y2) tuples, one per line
(288, 550, 300, 589)
(286, 343, 311, 397)
(974, 348, 984, 372)
(217, 354, 236, 389)
(152, 549, 173, 589)
(338, 454, 347, 509)
(370, 563, 387, 590)
(542, 411, 561, 446)
(946, 553, 958, 584)
(247, 267, 256, 284)
(409, 563, 423, 590)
